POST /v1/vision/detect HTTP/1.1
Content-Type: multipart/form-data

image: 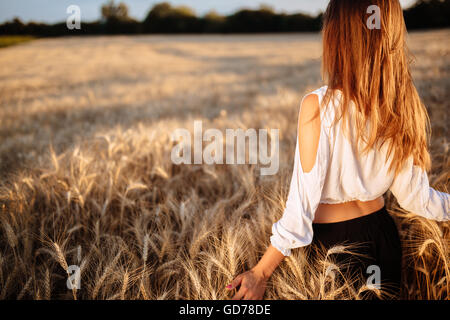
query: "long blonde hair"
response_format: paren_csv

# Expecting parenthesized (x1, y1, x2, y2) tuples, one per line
(321, 0, 431, 176)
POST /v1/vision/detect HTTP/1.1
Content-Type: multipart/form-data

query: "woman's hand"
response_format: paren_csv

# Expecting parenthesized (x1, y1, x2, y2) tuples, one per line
(226, 245, 285, 300)
(226, 268, 268, 300)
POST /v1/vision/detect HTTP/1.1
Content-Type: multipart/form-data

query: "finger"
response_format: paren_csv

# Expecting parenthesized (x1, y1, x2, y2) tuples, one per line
(231, 288, 247, 300)
(244, 292, 260, 300)
(243, 294, 255, 300)
(228, 274, 244, 290)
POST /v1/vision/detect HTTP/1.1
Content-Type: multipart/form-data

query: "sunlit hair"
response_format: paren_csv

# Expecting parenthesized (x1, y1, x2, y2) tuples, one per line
(321, 0, 431, 176)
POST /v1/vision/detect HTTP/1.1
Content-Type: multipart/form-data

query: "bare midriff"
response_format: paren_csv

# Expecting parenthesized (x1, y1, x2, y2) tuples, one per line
(313, 196, 385, 223)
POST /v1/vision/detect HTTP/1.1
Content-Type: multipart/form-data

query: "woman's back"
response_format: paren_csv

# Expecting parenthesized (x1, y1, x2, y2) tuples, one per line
(305, 86, 449, 223)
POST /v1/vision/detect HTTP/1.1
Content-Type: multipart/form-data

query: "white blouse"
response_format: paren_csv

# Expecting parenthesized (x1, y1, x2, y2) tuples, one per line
(270, 86, 450, 256)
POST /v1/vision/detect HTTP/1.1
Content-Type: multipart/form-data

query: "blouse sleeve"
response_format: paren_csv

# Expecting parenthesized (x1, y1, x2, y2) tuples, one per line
(270, 94, 331, 256)
(389, 156, 449, 221)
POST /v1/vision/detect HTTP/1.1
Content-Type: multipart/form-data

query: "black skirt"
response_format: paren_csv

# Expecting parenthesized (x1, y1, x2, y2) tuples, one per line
(311, 205, 402, 299)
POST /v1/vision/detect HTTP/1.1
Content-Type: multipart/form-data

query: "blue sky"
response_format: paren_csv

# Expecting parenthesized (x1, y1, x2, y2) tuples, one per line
(0, 0, 417, 24)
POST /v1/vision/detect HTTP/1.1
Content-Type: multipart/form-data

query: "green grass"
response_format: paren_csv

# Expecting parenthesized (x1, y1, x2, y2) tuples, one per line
(0, 36, 34, 48)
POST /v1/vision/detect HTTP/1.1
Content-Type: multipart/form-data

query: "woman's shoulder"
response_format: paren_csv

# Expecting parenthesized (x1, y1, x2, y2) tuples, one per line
(301, 85, 338, 130)
(311, 85, 329, 96)
(302, 85, 328, 101)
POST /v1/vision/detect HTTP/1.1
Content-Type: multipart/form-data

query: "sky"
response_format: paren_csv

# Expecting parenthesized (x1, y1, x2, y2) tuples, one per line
(0, 0, 417, 24)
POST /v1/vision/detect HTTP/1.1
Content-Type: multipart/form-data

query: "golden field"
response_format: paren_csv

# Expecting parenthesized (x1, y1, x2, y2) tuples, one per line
(0, 30, 448, 300)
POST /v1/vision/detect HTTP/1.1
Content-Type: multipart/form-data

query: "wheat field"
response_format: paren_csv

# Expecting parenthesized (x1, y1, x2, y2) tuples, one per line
(0, 30, 448, 300)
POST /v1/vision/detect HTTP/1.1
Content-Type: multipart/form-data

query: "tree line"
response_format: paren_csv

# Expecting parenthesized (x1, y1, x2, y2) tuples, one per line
(0, 0, 448, 36)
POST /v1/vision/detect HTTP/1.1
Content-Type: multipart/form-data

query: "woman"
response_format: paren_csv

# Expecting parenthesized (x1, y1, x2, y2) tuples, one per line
(226, 0, 449, 300)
